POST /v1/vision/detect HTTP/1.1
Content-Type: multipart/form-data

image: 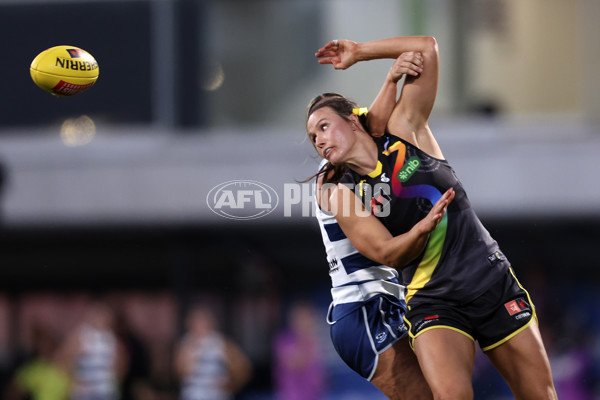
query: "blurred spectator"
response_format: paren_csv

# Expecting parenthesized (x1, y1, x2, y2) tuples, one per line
(174, 305, 252, 400)
(4, 325, 70, 400)
(273, 301, 327, 400)
(56, 300, 128, 400)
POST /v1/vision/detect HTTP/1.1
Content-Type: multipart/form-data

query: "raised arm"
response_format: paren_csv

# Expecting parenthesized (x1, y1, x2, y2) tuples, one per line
(367, 51, 423, 137)
(387, 37, 442, 158)
(316, 36, 436, 69)
(316, 36, 442, 157)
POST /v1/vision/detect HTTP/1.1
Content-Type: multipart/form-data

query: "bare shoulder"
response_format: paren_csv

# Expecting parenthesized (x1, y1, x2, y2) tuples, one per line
(387, 126, 444, 159)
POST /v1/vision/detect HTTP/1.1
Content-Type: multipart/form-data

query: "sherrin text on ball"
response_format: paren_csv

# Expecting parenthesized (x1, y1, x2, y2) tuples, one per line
(30, 45, 99, 97)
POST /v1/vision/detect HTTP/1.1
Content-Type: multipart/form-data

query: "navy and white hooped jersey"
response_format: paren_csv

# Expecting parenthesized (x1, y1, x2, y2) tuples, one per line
(315, 160, 406, 320)
(72, 324, 118, 400)
(180, 332, 231, 400)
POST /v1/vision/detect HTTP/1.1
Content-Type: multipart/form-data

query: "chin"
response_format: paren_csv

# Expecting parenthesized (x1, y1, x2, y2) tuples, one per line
(324, 152, 340, 165)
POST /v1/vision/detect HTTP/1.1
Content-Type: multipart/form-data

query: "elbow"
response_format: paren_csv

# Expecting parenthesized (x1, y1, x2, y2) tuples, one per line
(422, 36, 439, 56)
(382, 251, 417, 270)
(378, 244, 405, 270)
(384, 257, 403, 270)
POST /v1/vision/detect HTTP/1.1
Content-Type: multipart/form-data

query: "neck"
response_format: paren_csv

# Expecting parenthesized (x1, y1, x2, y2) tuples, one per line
(345, 133, 378, 176)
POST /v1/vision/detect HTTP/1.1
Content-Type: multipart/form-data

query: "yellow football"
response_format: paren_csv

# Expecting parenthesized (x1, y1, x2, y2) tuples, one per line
(30, 45, 99, 97)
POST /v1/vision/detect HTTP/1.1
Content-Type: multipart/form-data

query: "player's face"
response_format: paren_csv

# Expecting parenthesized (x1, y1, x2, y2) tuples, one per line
(307, 107, 356, 164)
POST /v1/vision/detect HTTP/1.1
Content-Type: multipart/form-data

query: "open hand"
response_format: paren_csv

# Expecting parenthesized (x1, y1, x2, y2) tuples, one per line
(416, 188, 455, 234)
(315, 39, 359, 70)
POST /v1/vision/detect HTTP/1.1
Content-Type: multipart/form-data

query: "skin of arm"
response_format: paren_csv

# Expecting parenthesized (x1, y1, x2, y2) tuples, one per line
(367, 51, 423, 137)
(386, 38, 442, 158)
(223, 339, 252, 394)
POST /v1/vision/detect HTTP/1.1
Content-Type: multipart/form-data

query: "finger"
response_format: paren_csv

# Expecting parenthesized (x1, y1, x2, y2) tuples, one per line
(408, 61, 424, 74)
(315, 50, 337, 58)
(398, 52, 423, 65)
(432, 196, 449, 211)
(405, 64, 421, 76)
(435, 201, 448, 214)
(402, 54, 423, 67)
(393, 61, 422, 77)
(317, 41, 338, 54)
(317, 58, 334, 65)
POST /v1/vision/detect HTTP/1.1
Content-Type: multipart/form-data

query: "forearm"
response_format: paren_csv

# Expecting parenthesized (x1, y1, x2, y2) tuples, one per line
(225, 341, 252, 393)
(355, 36, 436, 61)
(367, 78, 398, 136)
(378, 227, 430, 269)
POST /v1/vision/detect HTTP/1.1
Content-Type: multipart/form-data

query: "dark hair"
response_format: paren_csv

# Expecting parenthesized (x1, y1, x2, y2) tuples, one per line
(305, 93, 369, 184)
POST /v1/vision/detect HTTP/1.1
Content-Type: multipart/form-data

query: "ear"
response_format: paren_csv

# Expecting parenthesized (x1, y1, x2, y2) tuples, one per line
(348, 113, 361, 130)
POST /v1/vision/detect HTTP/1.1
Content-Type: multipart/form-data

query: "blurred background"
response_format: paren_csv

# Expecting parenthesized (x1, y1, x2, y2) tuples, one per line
(0, 0, 599, 399)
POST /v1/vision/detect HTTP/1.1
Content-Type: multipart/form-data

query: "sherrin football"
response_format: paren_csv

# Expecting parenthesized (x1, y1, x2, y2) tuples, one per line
(30, 45, 99, 97)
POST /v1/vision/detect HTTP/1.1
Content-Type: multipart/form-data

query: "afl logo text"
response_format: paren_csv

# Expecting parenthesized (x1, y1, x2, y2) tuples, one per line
(207, 180, 279, 220)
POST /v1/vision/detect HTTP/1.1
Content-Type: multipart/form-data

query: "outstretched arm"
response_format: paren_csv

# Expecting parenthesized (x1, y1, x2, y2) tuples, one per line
(315, 36, 435, 69)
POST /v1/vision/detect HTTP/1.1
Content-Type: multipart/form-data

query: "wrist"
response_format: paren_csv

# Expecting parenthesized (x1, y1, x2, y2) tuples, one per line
(386, 71, 402, 85)
(354, 41, 368, 62)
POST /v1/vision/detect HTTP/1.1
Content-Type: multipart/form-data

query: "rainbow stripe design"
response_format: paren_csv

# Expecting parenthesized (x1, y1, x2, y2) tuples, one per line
(384, 140, 448, 302)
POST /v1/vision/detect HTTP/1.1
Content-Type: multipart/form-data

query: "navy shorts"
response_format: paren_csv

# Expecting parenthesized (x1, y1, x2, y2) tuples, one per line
(405, 267, 536, 351)
(328, 295, 408, 381)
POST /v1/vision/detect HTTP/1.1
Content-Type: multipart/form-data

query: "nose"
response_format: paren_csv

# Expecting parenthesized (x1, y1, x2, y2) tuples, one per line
(315, 132, 326, 148)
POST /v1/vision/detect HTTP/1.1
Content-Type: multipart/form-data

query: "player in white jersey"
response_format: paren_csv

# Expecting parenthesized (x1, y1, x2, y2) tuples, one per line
(57, 301, 127, 400)
(175, 305, 252, 400)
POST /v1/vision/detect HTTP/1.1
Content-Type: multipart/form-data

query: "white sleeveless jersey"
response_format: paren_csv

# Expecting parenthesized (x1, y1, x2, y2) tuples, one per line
(314, 161, 405, 307)
(73, 324, 118, 400)
(180, 332, 231, 400)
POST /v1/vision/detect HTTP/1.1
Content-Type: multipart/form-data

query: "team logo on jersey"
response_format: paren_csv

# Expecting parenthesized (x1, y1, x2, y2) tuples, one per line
(380, 173, 390, 182)
(207, 180, 279, 220)
(375, 331, 388, 343)
(328, 258, 339, 273)
(397, 156, 421, 182)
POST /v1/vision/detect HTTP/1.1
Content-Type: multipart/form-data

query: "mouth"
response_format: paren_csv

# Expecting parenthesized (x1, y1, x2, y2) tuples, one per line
(323, 147, 333, 158)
